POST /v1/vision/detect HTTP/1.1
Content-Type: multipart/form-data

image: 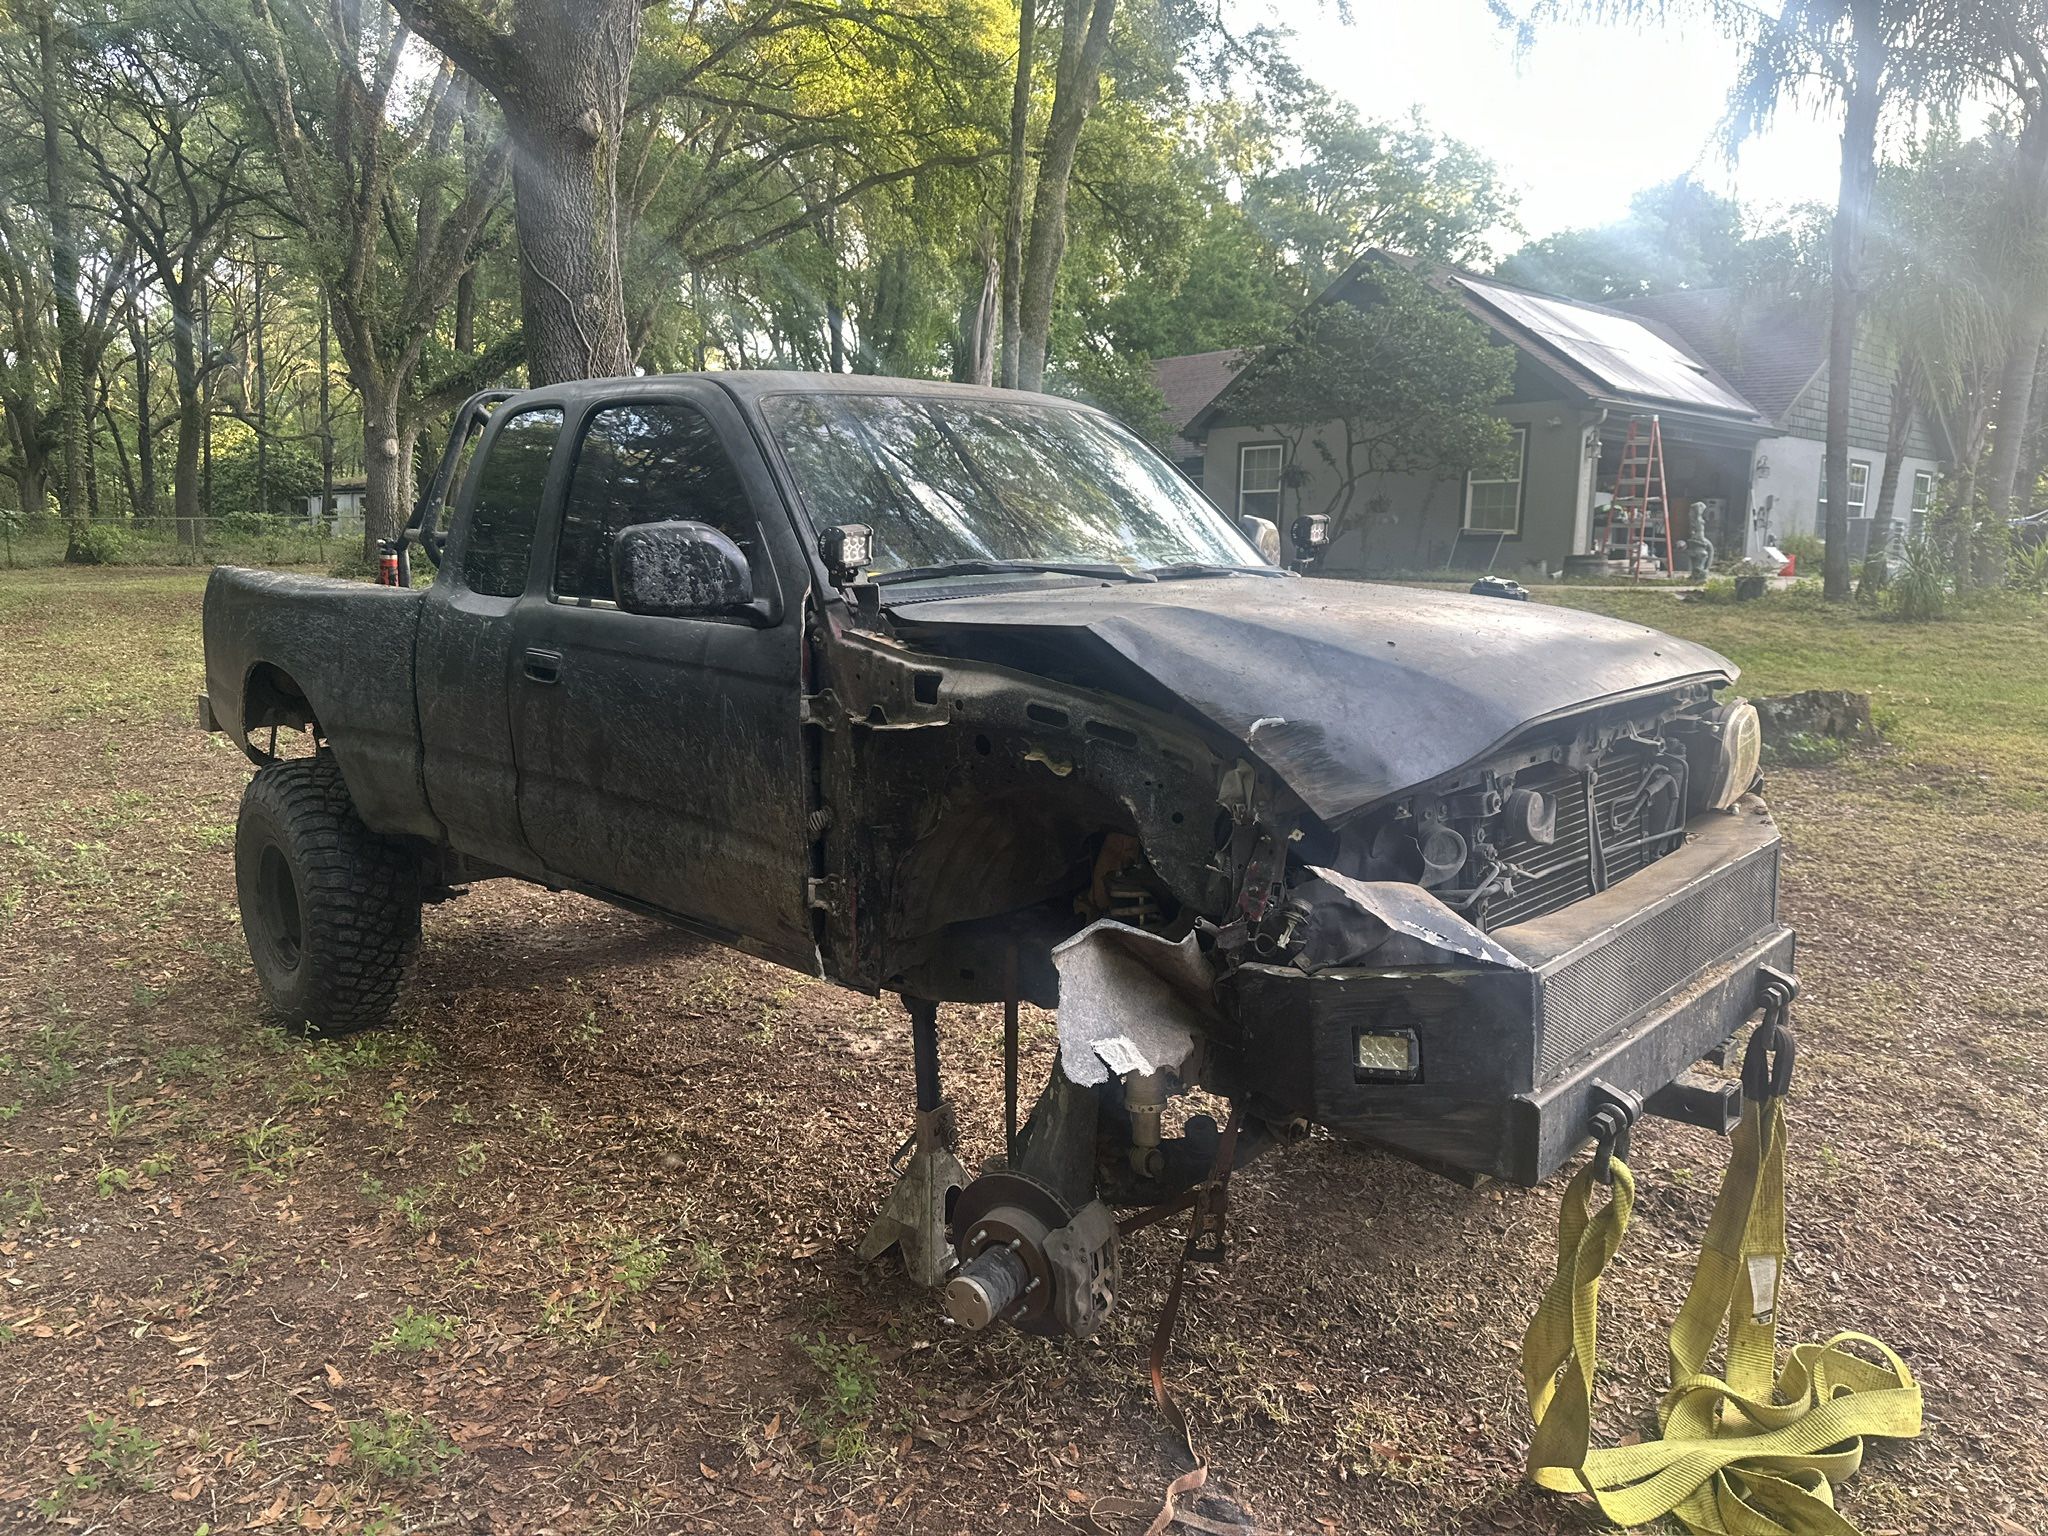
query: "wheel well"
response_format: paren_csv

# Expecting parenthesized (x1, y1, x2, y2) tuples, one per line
(242, 663, 321, 760)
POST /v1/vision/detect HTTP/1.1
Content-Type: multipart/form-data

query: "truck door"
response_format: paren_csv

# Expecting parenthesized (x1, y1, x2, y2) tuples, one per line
(507, 386, 814, 968)
(416, 401, 567, 878)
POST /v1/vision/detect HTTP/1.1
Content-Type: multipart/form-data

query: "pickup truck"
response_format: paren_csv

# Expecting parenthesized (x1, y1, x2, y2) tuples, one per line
(202, 373, 1793, 1340)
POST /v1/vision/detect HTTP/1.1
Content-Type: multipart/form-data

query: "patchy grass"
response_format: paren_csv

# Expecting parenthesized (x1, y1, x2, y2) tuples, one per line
(342, 1410, 457, 1482)
(372, 1306, 458, 1356)
(799, 1333, 883, 1465)
(0, 563, 2044, 1534)
(1544, 584, 2048, 807)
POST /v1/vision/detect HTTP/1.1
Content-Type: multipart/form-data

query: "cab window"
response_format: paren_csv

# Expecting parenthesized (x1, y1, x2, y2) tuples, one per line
(462, 406, 563, 597)
(554, 402, 756, 605)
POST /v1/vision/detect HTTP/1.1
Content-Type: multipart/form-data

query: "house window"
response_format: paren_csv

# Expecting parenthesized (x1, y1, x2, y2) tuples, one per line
(1237, 443, 1283, 522)
(1910, 469, 1935, 531)
(1819, 460, 1873, 520)
(1465, 426, 1528, 535)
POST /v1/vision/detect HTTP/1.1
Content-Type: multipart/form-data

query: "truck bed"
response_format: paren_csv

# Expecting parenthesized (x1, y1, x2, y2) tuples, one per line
(202, 568, 438, 840)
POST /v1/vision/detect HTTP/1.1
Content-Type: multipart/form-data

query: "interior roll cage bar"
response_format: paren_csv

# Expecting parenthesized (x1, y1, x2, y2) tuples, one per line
(394, 389, 517, 589)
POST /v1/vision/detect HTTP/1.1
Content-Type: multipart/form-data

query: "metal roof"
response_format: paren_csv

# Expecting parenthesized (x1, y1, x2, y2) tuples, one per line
(1455, 276, 1758, 418)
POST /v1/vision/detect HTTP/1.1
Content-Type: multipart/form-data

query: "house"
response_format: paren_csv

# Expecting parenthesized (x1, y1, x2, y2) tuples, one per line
(1615, 288, 1945, 562)
(1158, 255, 1945, 575)
(1155, 349, 1242, 479)
(301, 478, 368, 536)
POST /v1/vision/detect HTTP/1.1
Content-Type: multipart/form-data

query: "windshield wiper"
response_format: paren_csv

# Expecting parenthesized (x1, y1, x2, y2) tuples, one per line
(871, 559, 1157, 586)
(1145, 562, 1288, 580)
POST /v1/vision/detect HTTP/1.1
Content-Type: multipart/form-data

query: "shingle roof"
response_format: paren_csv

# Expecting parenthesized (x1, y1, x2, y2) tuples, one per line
(1153, 348, 1245, 458)
(1610, 289, 1826, 425)
(1450, 275, 1759, 418)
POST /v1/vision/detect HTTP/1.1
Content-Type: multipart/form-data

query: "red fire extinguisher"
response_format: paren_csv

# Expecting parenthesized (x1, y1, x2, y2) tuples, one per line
(376, 540, 400, 586)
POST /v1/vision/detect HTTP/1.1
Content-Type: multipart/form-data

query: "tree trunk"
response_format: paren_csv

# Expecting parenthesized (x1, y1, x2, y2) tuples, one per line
(998, 0, 1038, 390)
(199, 276, 213, 530)
(1986, 114, 2048, 520)
(691, 270, 709, 371)
(1863, 358, 1913, 591)
(319, 303, 335, 523)
(957, 240, 999, 385)
(103, 399, 140, 517)
(1014, 0, 1118, 393)
(397, 0, 641, 385)
(85, 413, 101, 522)
(360, 385, 409, 558)
(508, 89, 631, 381)
(17, 459, 51, 523)
(454, 267, 476, 357)
(253, 242, 270, 519)
(1820, 0, 1882, 602)
(38, 6, 91, 557)
(824, 209, 847, 373)
(130, 306, 157, 522)
(168, 283, 205, 545)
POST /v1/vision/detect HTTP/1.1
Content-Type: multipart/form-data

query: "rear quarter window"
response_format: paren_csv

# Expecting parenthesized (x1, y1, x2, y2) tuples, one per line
(462, 406, 563, 596)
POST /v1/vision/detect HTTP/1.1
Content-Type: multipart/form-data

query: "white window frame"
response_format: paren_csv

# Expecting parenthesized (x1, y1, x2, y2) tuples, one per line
(1464, 425, 1528, 536)
(1819, 459, 1875, 520)
(1910, 469, 1935, 526)
(1237, 442, 1284, 522)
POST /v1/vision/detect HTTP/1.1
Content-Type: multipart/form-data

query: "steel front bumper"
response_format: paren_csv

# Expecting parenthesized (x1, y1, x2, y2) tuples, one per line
(1222, 797, 1792, 1186)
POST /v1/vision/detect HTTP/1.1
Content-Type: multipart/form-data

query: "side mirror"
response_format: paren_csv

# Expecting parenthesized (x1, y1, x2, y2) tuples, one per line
(1238, 514, 1282, 565)
(610, 520, 753, 617)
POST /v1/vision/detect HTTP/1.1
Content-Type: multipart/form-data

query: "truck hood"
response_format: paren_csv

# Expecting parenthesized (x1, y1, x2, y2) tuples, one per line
(886, 577, 1735, 824)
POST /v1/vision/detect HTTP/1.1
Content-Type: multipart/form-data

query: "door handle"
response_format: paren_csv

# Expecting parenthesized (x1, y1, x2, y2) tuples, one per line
(522, 647, 563, 685)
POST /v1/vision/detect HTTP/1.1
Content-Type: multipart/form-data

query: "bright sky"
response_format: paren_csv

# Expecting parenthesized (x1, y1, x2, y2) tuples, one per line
(1262, 1, 1850, 245)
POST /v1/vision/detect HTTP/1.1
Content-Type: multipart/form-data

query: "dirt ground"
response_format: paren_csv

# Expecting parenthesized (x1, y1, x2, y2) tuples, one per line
(3, 567, 2046, 1536)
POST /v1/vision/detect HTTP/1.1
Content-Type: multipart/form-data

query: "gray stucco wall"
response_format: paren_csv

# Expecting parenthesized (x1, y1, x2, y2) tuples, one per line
(1745, 432, 1942, 557)
(1199, 399, 1601, 575)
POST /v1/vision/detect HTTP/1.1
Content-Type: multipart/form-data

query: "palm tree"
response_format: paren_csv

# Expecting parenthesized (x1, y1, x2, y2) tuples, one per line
(1498, 1, 1980, 598)
(1959, 9, 2048, 522)
(1861, 133, 2010, 585)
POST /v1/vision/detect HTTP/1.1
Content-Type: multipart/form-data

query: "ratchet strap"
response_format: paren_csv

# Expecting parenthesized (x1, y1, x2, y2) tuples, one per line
(1522, 1013, 1922, 1535)
(1087, 1101, 1247, 1536)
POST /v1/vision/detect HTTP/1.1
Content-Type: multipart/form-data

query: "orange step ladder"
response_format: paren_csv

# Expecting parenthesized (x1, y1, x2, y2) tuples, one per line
(1599, 415, 1674, 581)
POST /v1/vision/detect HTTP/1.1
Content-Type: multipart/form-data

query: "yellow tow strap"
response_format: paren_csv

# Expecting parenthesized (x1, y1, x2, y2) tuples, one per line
(1521, 1062, 1922, 1535)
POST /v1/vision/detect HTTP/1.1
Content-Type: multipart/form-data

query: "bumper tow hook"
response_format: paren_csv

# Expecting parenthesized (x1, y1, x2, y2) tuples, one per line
(1744, 966, 1799, 1101)
(1586, 1079, 1643, 1186)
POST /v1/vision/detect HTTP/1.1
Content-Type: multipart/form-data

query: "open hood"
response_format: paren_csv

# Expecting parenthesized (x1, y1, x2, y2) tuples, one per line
(887, 578, 1735, 824)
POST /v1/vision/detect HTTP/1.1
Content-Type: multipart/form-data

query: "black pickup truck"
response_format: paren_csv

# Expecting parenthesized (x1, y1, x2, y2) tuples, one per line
(201, 374, 1792, 1340)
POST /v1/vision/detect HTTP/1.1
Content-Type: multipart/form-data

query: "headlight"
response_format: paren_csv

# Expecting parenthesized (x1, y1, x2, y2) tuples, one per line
(1694, 701, 1762, 811)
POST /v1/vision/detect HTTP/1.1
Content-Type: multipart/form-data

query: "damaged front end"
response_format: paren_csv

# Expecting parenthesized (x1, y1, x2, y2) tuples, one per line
(811, 585, 1791, 1341)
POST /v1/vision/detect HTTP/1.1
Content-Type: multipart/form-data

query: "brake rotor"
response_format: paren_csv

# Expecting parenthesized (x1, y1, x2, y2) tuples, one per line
(949, 1170, 1074, 1334)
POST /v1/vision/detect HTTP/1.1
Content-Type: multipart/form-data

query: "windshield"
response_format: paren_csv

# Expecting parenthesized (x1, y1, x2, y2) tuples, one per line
(760, 391, 1263, 578)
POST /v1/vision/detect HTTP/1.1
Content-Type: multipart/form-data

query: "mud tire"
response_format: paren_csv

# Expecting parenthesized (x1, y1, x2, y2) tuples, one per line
(235, 754, 421, 1036)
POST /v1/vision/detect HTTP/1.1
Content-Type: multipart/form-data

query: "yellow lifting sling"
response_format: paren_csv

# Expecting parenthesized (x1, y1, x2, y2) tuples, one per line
(1522, 998, 1923, 1536)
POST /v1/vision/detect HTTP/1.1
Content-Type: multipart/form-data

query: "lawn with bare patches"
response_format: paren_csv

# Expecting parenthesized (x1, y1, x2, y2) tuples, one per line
(2, 566, 2044, 1534)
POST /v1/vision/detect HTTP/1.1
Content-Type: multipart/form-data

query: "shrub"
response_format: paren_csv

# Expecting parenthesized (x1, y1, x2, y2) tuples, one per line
(1886, 532, 1950, 621)
(2008, 538, 2048, 595)
(68, 523, 128, 565)
(210, 437, 324, 522)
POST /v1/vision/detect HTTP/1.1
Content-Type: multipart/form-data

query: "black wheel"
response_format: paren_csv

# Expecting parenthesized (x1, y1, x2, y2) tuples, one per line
(235, 754, 422, 1036)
